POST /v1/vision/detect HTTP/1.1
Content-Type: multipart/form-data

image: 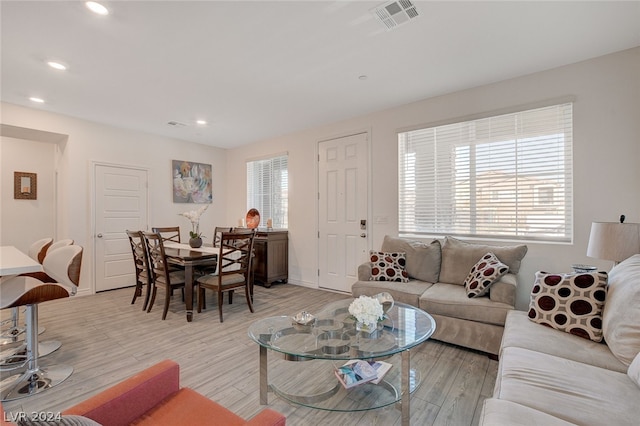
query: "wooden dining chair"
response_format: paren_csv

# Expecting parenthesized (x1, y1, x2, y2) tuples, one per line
(151, 227, 181, 243)
(191, 226, 233, 277)
(126, 230, 152, 310)
(0, 245, 83, 401)
(142, 231, 186, 320)
(196, 229, 256, 322)
(151, 227, 185, 277)
(213, 227, 232, 247)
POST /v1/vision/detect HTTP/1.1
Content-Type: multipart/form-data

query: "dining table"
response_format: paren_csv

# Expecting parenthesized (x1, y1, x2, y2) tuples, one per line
(162, 242, 218, 322)
(0, 245, 43, 278)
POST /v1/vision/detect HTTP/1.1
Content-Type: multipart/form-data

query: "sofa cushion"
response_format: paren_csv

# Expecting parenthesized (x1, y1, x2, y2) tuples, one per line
(480, 399, 578, 426)
(602, 254, 640, 366)
(369, 251, 408, 282)
(135, 388, 249, 425)
(352, 279, 432, 307)
(420, 283, 512, 326)
(501, 310, 627, 372)
(628, 352, 640, 388)
(63, 359, 180, 425)
(380, 235, 441, 283)
(464, 252, 509, 298)
(494, 347, 640, 426)
(488, 273, 517, 306)
(439, 237, 527, 285)
(528, 270, 607, 342)
(430, 313, 505, 356)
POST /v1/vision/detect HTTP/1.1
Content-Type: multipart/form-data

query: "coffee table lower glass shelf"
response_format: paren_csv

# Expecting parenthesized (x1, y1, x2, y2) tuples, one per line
(268, 353, 421, 411)
(248, 299, 436, 424)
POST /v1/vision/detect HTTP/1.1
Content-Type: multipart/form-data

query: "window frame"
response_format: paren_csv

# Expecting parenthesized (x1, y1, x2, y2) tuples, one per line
(398, 102, 574, 244)
(246, 153, 288, 229)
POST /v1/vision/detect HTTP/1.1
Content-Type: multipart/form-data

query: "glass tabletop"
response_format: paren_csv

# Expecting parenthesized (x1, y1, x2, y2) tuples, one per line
(248, 298, 436, 361)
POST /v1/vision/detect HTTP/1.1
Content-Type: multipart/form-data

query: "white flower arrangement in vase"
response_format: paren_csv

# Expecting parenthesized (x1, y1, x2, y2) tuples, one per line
(348, 295, 384, 332)
(179, 205, 209, 246)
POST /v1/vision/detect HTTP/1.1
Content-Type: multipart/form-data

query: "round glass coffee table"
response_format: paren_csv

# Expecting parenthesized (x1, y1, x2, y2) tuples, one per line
(248, 299, 436, 425)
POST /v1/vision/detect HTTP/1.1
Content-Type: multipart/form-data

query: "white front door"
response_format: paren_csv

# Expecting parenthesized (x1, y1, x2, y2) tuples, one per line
(318, 132, 369, 293)
(94, 163, 148, 292)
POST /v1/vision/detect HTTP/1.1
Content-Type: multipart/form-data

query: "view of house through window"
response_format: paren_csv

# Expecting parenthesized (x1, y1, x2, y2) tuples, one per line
(246, 154, 288, 228)
(398, 103, 573, 243)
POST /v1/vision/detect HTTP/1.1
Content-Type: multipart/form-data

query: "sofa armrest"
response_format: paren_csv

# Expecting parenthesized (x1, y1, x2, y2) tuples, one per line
(245, 408, 287, 426)
(63, 360, 180, 426)
(489, 273, 517, 306)
(357, 262, 372, 281)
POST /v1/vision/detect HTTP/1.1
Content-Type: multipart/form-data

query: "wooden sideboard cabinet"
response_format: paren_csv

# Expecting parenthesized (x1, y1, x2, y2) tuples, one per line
(253, 229, 288, 288)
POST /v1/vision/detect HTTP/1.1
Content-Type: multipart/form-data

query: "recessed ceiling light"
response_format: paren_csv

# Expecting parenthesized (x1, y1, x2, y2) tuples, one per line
(29, 97, 45, 103)
(86, 1, 109, 16)
(196, 120, 207, 125)
(47, 61, 67, 71)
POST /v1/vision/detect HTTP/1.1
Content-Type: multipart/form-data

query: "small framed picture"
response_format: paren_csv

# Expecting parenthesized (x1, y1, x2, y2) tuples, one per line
(14, 172, 37, 200)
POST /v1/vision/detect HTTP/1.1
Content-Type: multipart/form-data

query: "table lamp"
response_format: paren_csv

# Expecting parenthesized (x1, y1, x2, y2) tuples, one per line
(587, 216, 640, 266)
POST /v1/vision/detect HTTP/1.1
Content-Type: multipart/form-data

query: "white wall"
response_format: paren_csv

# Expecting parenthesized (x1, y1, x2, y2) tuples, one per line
(0, 136, 56, 252)
(0, 106, 227, 293)
(226, 47, 640, 310)
(2, 47, 638, 308)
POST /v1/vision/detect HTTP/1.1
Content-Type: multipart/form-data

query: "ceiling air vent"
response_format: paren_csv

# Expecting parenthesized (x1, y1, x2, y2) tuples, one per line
(372, 0, 420, 31)
(167, 121, 187, 127)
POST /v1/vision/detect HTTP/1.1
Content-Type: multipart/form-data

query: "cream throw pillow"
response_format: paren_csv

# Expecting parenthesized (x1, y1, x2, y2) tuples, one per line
(628, 352, 640, 388)
(602, 254, 640, 366)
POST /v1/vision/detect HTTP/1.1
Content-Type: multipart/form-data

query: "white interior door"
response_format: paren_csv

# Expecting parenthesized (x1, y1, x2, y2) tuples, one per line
(318, 132, 369, 293)
(94, 164, 148, 292)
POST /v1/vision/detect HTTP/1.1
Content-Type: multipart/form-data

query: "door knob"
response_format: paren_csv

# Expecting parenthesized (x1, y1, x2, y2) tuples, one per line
(97, 233, 103, 238)
(360, 233, 366, 238)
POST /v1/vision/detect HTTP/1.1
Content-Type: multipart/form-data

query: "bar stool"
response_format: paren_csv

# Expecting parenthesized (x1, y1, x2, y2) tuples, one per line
(0, 239, 75, 371)
(0, 245, 83, 401)
(0, 238, 52, 346)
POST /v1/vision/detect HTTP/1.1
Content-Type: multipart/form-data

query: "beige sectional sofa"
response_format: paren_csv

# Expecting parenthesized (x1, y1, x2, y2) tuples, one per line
(480, 254, 640, 425)
(351, 235, 528, 356)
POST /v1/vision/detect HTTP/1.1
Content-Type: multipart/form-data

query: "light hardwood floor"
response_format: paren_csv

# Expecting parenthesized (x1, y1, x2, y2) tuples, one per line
(1, 284, 497, 425)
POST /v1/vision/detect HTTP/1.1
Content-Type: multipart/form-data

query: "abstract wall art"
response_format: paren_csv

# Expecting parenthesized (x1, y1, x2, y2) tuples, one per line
(172, 160, 212, 203)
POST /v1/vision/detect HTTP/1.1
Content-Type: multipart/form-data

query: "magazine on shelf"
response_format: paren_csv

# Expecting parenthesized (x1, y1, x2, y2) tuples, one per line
(335, 359, 393, 388)
(335, 360, 377, 389)
(368, 360, 393, 384)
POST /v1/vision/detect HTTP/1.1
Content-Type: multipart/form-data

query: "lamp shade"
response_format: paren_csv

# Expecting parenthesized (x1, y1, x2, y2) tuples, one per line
(587, 222, 640, 263)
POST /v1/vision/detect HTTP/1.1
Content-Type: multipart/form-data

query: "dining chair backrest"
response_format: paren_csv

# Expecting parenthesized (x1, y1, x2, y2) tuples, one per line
(142, 231, 173, 287)
(213, 227, 232, 247)
(126, 230, 150, 281)
(47, 239, 74, 255)
(42, 245, 83, 294)
(218, 229, 256, 278)
(28, 238, 53, 264)
(151, 227, 180, 244)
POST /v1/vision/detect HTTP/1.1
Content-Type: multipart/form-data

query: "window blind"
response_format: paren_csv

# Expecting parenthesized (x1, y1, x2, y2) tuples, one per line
(398, 103, 573, 243)
(246, 154, 288, 228)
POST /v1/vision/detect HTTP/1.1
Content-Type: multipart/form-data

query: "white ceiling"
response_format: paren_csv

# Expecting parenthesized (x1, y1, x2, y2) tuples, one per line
(2, 1, 639, 149)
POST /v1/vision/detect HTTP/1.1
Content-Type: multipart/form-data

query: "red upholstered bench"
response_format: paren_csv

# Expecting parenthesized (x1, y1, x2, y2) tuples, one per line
(1, 360, 285, 426)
